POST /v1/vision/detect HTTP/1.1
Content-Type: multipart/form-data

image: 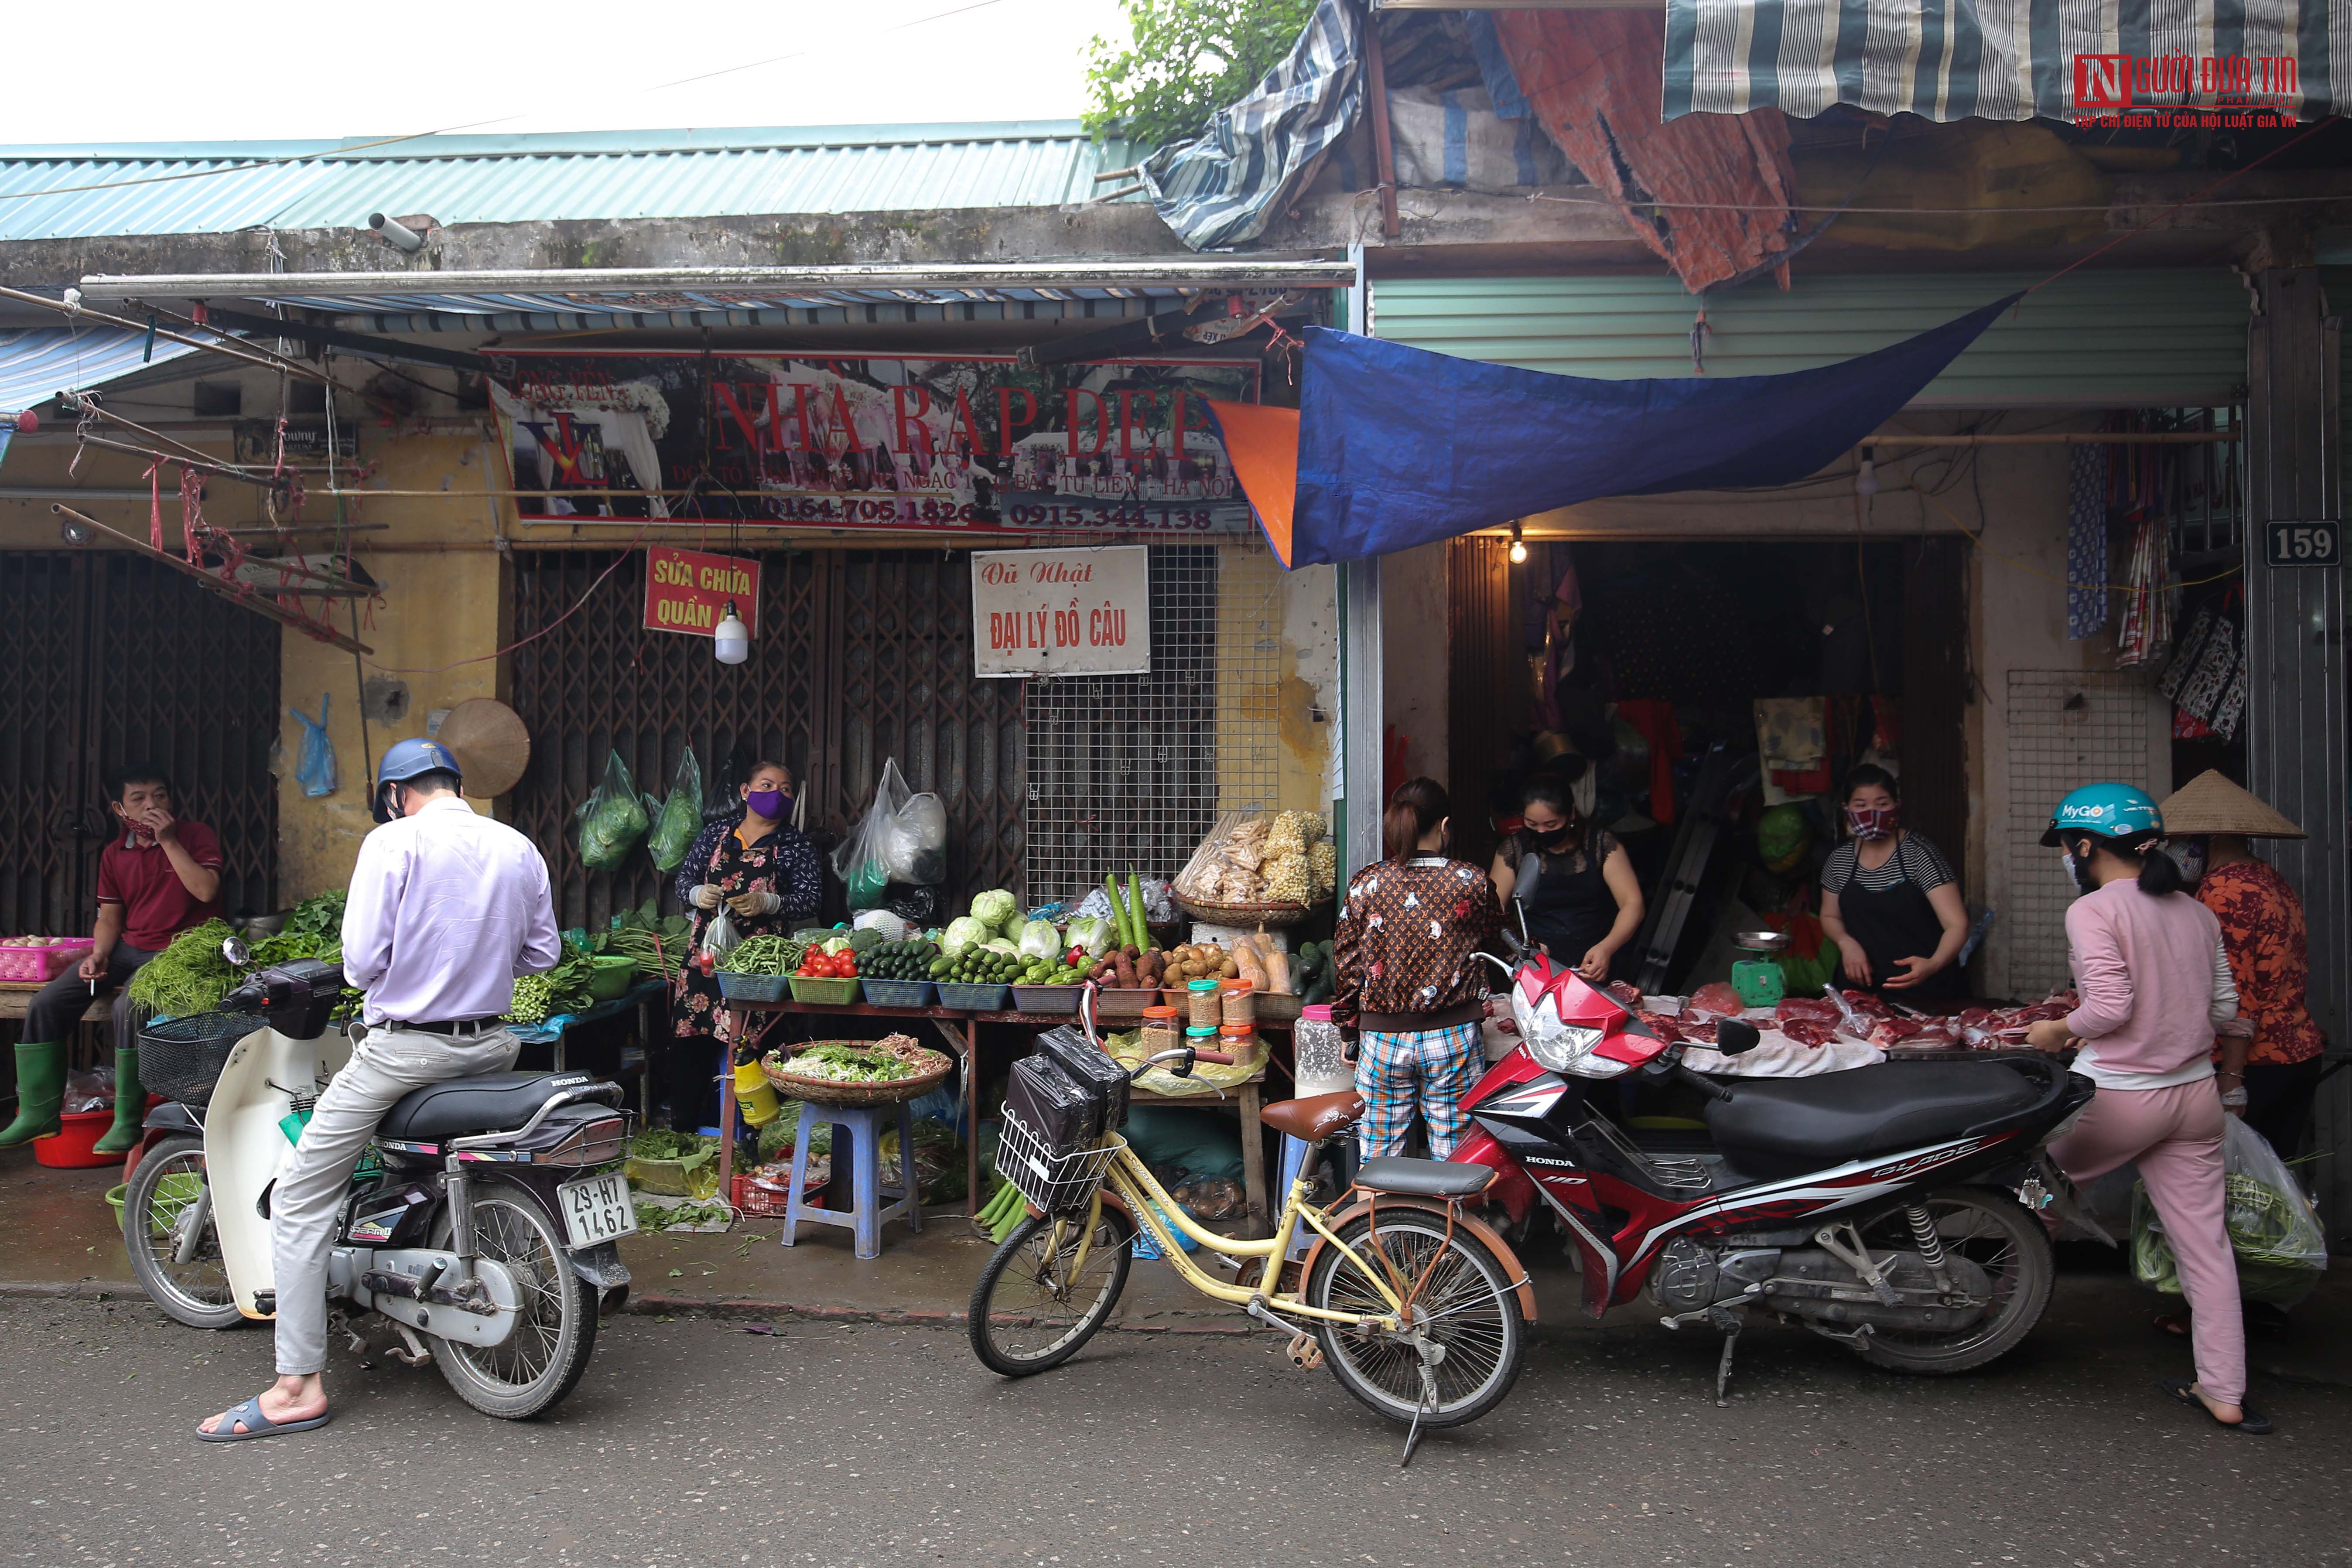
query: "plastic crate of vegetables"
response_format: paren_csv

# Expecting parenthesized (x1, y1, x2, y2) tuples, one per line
(719, 971, 793, 1004)
(788, 943, 862, 1006)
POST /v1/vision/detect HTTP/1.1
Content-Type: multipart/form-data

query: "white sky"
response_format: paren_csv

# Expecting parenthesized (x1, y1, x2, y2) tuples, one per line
(0, 0, 1130, 145)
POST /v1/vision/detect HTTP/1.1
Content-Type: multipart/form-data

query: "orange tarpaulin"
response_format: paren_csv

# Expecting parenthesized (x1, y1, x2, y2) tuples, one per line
(1205, 399, 1300, 567)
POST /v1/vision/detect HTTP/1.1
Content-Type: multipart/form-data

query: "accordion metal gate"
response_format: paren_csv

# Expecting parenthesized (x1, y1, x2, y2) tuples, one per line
(0, 551, 281, 938)
(507, 548, 1023, 931)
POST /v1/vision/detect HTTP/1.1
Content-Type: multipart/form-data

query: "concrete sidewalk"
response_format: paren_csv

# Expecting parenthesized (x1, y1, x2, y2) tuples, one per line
(13, 1144, 2352, 1390)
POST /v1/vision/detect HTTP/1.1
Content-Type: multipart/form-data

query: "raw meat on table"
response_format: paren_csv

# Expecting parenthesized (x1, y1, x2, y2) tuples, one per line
(1634, 1011, 1687, 1043)
(1778, 1017, 1839, 1048)
(1837, 989, 1894, 1020)
(1605, 980, 1646, 1011)
(1685, 982, 1746, 1019)
(1775, 997, 1843, 1028)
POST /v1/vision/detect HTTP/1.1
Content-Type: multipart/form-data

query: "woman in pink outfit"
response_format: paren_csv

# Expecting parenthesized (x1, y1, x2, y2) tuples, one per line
(2024, 783, 2267, 1435)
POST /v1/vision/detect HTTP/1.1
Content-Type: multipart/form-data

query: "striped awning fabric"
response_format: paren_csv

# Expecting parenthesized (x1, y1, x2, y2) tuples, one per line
(1141, 0, 1365, 251)
(1663, 0, 2344, 122)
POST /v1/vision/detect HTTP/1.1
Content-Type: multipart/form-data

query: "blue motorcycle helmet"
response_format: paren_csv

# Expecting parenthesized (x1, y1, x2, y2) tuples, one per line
(2039, 782, 2162, 847)
(372, 737, 464, 823)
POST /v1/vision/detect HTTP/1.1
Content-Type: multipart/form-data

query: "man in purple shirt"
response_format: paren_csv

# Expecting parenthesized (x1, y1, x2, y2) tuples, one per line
(201, 738, 559, 1441)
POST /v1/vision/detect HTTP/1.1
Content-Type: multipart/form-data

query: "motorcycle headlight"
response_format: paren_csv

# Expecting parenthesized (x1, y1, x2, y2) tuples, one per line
(1523, 1022, 1605, 1076)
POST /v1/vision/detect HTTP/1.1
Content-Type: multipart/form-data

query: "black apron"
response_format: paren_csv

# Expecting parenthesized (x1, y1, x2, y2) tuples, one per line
(1523, 843, 1618, 973)
(1835, 837, 1966, 1001)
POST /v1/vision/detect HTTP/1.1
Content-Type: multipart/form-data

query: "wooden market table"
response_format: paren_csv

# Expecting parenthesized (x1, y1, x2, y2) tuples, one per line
(722, 997, 1290, 1233)
(0, 980, 109, 1025)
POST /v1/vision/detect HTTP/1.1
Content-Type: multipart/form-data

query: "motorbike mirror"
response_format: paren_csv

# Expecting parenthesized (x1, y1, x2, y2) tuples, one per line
(1715, 1019, 1761, 1056)
(220, 936, 252, 970)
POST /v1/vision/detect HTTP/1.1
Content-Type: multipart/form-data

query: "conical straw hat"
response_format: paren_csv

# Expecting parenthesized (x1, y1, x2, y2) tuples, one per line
(2156, 770, 2306, 839)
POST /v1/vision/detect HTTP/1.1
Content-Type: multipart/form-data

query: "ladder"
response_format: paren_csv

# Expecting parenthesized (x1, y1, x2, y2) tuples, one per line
(1630, 741, 1738, 995)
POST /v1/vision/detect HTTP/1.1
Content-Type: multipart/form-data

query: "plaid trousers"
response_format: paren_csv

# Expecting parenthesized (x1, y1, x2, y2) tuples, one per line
(1353, 1021, 1485, 1159)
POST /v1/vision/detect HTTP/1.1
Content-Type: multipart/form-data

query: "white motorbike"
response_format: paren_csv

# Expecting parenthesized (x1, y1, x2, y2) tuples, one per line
(120, 942, 636, 1419)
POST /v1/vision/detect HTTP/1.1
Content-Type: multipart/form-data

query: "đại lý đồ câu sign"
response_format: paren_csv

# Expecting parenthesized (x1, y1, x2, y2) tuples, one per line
(971, 546, 1150, 678)
(643, 546, 762, 639)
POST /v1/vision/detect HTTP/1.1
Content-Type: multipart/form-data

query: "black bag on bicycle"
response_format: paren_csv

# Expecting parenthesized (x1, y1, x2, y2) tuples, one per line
(1003, 1054, 1100, 1155)
(1033, 1025, 1129, 1134)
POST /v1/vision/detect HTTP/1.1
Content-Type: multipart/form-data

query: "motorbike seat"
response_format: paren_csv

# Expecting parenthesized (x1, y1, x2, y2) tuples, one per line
(1354, 1156, 1495, 1199)
(1703, 1062, 2041, 1178)
(1261, 1090, 1365, 1143)
(377, 1071, 601, 1143)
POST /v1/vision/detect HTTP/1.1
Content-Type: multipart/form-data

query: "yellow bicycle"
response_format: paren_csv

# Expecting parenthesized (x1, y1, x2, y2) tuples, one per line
(968, 1027, 1534, 1445)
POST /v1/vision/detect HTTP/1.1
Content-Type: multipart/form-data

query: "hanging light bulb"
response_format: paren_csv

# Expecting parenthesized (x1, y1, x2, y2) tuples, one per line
(712, 601, 750, 665)
(1854, 448, 1880, 498)
(1508, 521, 1528, 564)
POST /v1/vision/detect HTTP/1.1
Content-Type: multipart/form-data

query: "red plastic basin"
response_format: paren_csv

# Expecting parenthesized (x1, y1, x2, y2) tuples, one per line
(34, 1109, 117, 1169)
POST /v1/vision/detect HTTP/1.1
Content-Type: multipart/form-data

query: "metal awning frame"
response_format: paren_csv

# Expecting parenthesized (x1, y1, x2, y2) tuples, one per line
(76, 260, 1359, 316)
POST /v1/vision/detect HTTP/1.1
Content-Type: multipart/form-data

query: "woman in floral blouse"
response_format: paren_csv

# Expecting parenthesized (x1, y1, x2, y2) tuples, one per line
(2159, 771, 2327, 1157)
(666, 761, 824, 1127)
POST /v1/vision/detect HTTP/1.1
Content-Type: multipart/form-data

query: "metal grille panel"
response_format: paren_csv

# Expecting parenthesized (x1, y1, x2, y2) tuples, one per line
(507, 548, 1023, 929)
(0, 555, 92, 936)
(833, 552, 1025, 901)
(0, 552, 279, 935)
(508, 549, 825, 932)
(2001, 670, 2162, 998)
(1022, 543, 1281, 907)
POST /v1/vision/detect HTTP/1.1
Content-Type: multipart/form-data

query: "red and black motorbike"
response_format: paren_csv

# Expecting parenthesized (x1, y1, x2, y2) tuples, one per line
(1449, 946, 2096, 1400)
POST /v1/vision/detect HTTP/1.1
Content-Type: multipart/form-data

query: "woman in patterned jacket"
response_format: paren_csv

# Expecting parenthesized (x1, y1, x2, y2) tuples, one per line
(666, 760, 823, 1127)
(1333, 777, 1502, 1160)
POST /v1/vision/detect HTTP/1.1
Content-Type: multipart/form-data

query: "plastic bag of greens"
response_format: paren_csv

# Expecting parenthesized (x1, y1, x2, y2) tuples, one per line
(575, 749, 650, 870)
(831, 759, 915, 909)
(647, 749, 703, 872)
(2130, 1117, 2328, 1308)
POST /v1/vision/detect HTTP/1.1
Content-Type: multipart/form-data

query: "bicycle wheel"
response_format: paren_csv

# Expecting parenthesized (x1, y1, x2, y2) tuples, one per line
(967, 1206, 1135, 1377)
(121, 1137, 243, 1331)
(430, 1185, 599, 1419)
(1307, 1207, 1525, 1428)
(1851, 1186, 2053, 1376)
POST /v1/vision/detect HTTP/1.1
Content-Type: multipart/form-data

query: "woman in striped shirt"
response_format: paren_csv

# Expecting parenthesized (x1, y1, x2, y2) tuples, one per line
(1818, 765, 1970, 1001)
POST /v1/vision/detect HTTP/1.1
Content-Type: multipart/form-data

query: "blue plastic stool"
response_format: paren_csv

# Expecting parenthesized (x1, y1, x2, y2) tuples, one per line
(779, 1100, 925, 1260)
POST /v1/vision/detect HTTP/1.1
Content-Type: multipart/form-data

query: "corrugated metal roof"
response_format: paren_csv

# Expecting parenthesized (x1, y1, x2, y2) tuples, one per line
(0, 123, 1139, 242)
(1371, 270, 2252, 408)
(0, 324, 209, 413)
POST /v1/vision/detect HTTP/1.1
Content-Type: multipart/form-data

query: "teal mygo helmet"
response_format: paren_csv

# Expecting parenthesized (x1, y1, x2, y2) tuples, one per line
(2041, 782, 2162, 846)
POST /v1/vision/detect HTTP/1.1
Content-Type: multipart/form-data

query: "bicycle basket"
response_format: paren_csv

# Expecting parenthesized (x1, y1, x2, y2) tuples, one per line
(137, 1013, 267, 1109)
(998, 1113, 1122, 1214)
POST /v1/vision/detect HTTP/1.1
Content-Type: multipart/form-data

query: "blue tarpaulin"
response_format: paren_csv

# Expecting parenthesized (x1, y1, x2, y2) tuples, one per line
(1249, 295, 2018, 568)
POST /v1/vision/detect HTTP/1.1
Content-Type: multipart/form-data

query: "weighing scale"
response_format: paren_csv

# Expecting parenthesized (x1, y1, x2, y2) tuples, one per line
(1730, 929, 1792, 1008)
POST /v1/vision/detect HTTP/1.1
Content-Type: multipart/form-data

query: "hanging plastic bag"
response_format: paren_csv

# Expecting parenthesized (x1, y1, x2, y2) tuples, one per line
(291, 695, 338, 798)
(832, 759, 918, 909)
(575, 749, 650, 871)
(2130, 1116, 2328, 1308)
(881, 786, 949, 885)
(648, 749, 704, 873)
(698, 904, 742, 963)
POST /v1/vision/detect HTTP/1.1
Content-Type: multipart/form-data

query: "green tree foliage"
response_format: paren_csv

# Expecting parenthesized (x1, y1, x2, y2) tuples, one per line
(1085, 0, 1319, 151)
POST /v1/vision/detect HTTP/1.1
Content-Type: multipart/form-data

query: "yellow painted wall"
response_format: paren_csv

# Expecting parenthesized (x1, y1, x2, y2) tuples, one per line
(277, 430, 508, 899)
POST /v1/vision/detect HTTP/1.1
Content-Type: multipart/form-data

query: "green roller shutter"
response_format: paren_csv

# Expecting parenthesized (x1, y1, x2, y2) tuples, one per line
(1370, 269, 2249, 409)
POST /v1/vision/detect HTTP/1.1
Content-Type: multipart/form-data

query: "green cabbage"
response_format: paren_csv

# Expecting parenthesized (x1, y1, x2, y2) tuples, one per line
(970, 888, 1019, 931)
(1063, 915, 1113, 956)
(1016, 919, 1063, 961)
(942, 916, 990, 956)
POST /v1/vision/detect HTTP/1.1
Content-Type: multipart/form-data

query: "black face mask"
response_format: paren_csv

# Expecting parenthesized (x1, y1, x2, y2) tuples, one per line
(1530, 824, 1573, 851)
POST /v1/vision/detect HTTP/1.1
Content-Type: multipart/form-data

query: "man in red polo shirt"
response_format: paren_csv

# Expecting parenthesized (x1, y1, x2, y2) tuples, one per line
(2, 765, 225, 1152)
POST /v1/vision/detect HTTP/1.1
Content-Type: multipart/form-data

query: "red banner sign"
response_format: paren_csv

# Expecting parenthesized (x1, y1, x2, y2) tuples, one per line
(643, 547, 762, 639)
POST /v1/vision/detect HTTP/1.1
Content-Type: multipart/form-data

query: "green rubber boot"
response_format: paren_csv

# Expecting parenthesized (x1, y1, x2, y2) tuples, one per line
(91, 1046, 143, 1157)
(0, 1040, 65, 1148)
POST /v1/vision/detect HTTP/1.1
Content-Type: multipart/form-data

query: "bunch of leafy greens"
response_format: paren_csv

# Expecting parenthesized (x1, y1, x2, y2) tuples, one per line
(126, 889, 355, 1018)
(1084, 0, 1318, 150)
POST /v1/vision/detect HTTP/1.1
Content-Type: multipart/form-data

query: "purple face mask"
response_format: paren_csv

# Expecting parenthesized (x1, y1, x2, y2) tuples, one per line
(746, 788, 789, 821)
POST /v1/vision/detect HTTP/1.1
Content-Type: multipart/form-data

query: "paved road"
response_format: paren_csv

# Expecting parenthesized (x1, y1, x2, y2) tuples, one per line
(3, 1292, 2346, 1568)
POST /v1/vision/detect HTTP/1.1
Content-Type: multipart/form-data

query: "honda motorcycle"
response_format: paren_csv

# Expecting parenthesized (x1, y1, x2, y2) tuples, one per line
(1448, 946, 2096, 1401)
(120, 942, 634, 1418)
